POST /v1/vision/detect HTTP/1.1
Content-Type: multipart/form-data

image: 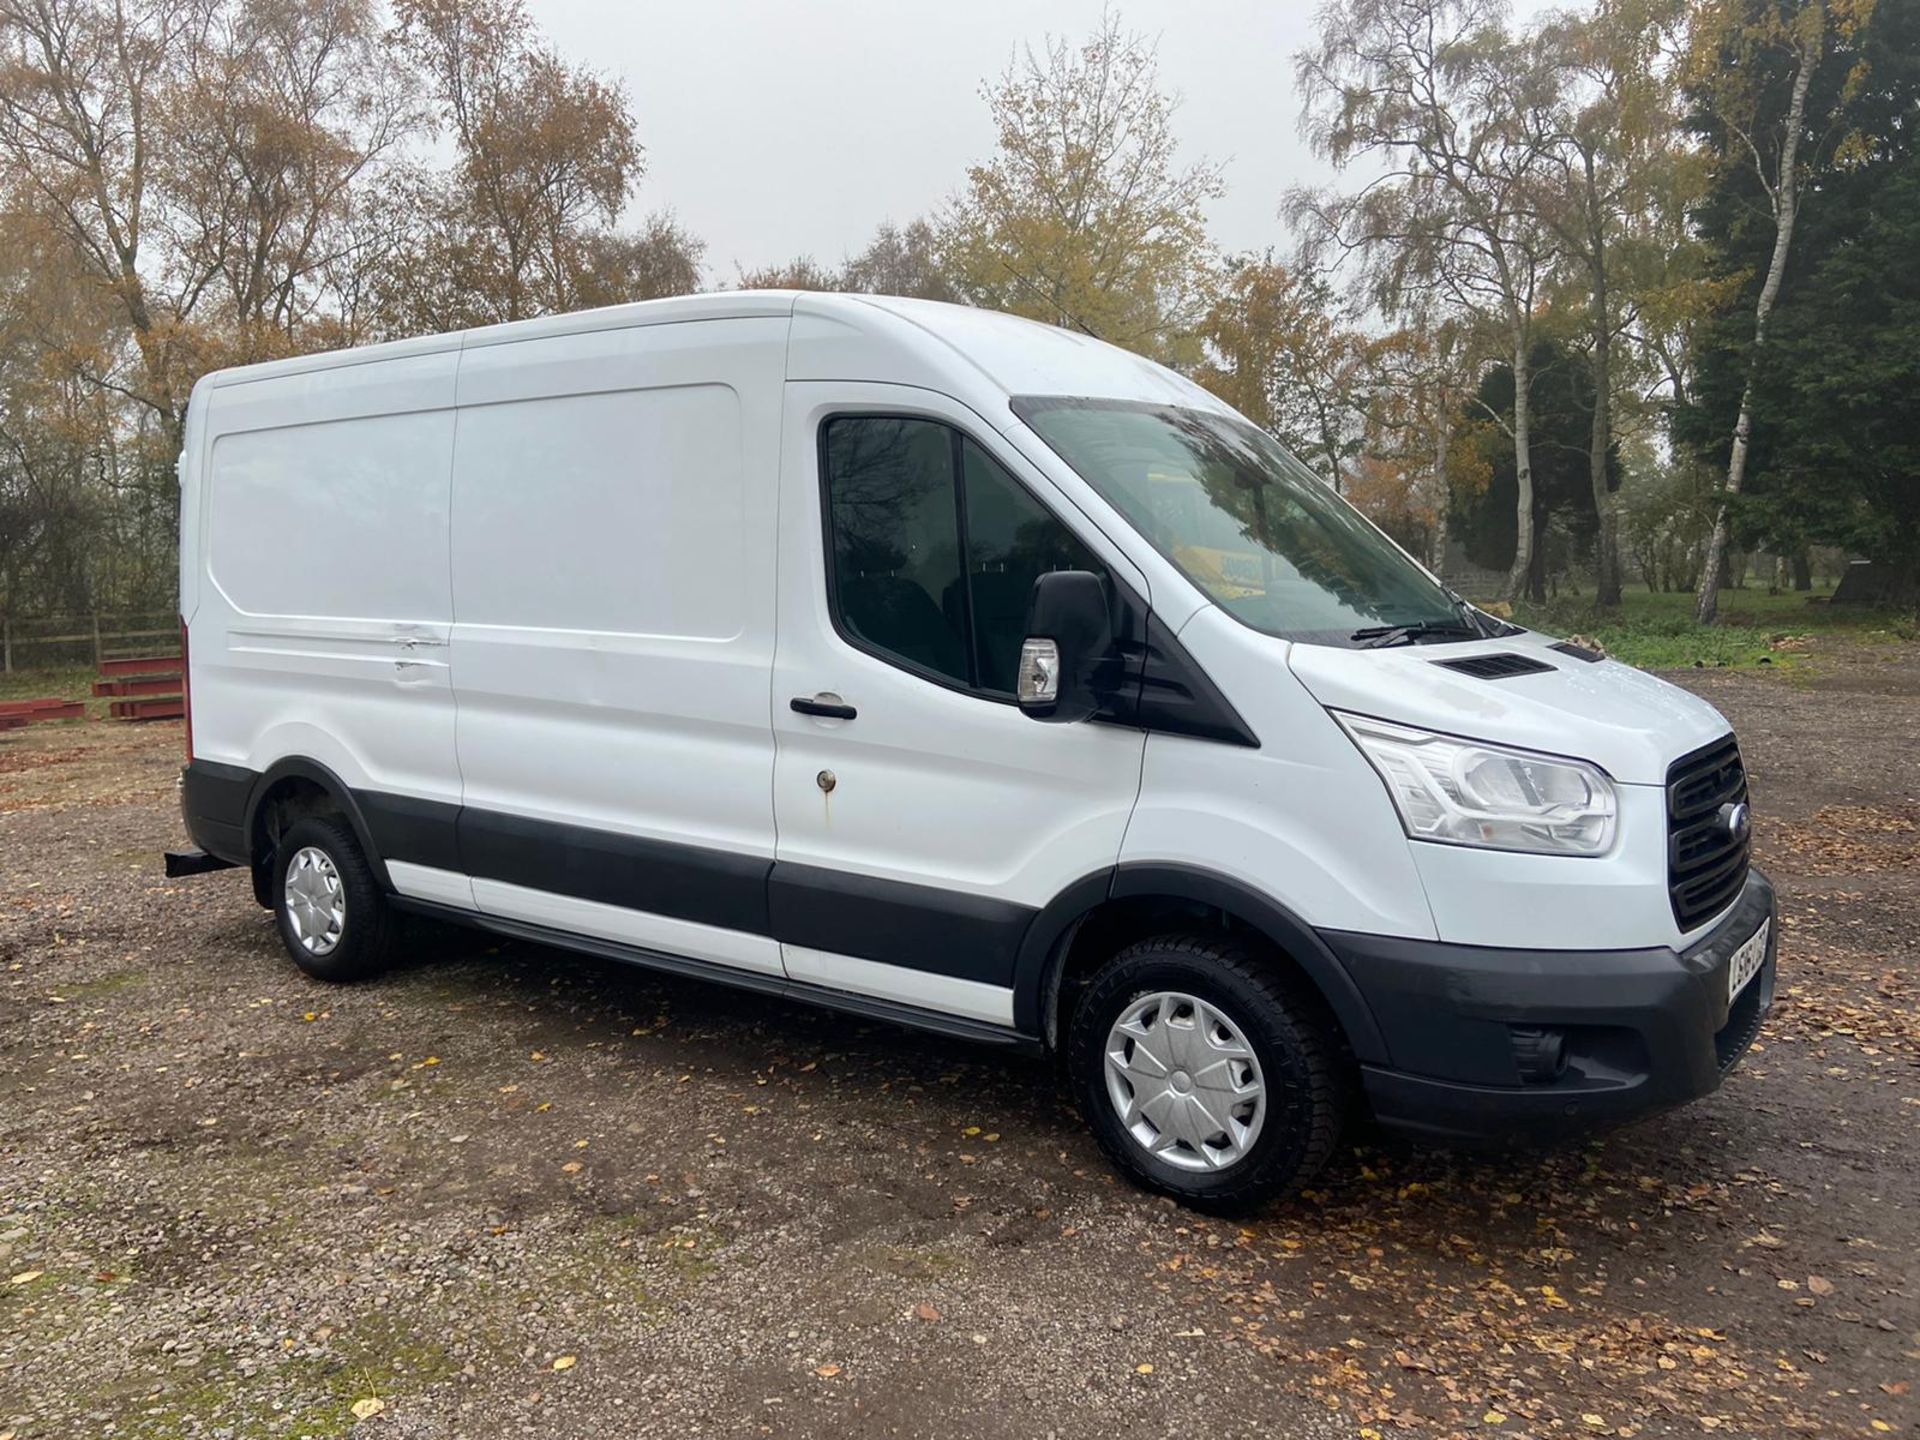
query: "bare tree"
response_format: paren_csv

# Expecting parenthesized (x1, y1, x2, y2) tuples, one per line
(163, 0, 419, 362)
(1296, 0, 1562, 601)
(573, 211, 704, 304)
(1518, 0, 1690, 608)
(390, 0, 641, 327)
(841, 219, 956, 302)
(0, 0, 205, 430)
(1690, 3, 1833, 622)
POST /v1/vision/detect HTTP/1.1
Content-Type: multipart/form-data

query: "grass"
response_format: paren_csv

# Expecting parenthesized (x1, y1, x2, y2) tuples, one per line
(1496, 586, 1918, 671)
(0, 662, 108, 720)
(0, 661, 96, 701)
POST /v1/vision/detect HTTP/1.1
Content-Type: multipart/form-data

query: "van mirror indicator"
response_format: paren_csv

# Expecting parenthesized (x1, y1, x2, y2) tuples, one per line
(1019, 570, 1113, 724)
(1017, 638, 1061, 706)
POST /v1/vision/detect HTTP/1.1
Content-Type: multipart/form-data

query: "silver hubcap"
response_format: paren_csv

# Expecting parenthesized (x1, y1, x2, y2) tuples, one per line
(284, 846, 346, 956)
(1104, 991, 1265, 1172)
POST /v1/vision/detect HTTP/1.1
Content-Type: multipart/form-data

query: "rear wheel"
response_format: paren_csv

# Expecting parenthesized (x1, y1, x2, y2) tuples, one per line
(1067, 933, 1345, 1211)
(271, 816, 395, 982)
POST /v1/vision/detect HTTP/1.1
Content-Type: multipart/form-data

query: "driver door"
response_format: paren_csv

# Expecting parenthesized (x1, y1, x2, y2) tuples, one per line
(769, 383, 1150, 1026)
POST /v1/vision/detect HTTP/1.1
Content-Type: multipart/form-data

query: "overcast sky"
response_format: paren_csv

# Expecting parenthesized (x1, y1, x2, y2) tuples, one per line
(526, 0, 1358, 282)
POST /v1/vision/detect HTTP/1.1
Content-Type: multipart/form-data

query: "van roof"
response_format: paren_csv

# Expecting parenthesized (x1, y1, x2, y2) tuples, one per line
(192, 290, 1226, 414)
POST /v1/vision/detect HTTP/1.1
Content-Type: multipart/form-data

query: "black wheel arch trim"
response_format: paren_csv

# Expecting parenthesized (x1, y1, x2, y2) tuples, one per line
(1011, 869, 1117, 1035)
(1014, 862, 1388, 1063)
(241, 758, 395, 890)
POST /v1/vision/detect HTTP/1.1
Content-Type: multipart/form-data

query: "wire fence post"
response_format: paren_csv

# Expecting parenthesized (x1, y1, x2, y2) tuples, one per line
(2, 617, 11, 674)
(92, 613, 103, 669)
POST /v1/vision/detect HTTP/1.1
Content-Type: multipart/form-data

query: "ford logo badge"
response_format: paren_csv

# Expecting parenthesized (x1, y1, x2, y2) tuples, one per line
(1717, 801, 1751, 842)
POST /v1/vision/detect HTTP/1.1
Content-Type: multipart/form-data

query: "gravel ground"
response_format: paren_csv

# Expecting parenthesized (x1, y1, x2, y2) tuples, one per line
(2, 638, 1917, 1439)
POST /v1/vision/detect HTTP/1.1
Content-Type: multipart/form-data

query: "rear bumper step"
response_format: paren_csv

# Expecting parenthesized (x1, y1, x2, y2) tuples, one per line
(165, 848, 237, 878)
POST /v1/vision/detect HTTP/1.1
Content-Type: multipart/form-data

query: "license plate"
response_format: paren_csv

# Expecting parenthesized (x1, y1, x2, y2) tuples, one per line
(1727, 920, 1769, 1005)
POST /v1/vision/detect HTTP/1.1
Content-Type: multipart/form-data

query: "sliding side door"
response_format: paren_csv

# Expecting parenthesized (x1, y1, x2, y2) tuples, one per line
(447, 316, 787, 971)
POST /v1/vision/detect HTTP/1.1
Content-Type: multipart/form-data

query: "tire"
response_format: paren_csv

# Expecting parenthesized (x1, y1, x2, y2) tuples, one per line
(1067, 933, 1346, 1212)
(270, 815, 396, 982)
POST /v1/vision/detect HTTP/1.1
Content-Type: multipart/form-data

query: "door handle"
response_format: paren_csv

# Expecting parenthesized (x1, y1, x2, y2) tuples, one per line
(790, 694, 857, 721)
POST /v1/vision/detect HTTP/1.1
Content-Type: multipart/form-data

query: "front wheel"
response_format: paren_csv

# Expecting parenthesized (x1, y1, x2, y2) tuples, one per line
(1067, 934, 1346, 1211)
(271, 815, 396, 982)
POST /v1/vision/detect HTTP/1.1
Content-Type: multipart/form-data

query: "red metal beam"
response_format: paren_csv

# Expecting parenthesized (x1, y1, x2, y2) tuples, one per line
(92, 676, 183, 697)
(97, 654, 183, 677)
(109, 697, 185, 721)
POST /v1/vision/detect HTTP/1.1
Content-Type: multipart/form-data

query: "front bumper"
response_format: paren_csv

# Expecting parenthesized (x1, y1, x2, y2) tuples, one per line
(1323, 869, 1776, 1144)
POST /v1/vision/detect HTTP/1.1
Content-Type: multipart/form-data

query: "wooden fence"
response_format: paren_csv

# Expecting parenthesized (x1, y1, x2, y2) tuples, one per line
(0, 613, 178, 674)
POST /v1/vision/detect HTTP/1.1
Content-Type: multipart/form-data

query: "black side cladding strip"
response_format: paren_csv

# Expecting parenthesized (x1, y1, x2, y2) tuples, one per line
(358, 791, 463, 872)
(457, 805, 773, 935)
(313, 781, 1034, 987)
(769, 861, 1035, 987)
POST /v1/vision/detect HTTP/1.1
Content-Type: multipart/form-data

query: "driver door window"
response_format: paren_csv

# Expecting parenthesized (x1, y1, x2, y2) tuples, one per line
(822, 415, 1097, 697)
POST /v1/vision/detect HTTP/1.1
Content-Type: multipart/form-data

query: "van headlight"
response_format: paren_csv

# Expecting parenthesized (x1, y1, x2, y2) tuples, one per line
(1335, 714, 1617, 856)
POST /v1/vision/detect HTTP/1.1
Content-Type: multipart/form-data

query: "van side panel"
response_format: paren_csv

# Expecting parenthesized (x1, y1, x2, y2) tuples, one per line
(192, 351, 463, 833)
(447, 316, 789, 973)
(1120, 605, 1441, 942)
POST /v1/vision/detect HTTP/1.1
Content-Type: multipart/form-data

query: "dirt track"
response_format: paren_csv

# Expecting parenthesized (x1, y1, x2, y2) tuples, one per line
(2, 641, 1917, 1439)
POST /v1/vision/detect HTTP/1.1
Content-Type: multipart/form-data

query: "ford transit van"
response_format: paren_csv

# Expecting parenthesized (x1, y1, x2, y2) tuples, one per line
(167, 292, 1774, 1209)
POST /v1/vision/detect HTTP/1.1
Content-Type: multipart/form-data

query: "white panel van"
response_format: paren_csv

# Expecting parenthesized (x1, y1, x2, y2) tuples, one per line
(168, 292, 1774, 1209)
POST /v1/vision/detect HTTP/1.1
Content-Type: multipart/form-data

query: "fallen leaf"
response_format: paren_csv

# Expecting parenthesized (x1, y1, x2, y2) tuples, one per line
(551, 1355, 576, 1371)
(349, 1397, 385, 1420)
(1806, 1275, 1834, 1295)
(1135, 1363, 1154, 1375)
(913, 1303, 941, 1322)
(1484, 1413, 1508, 1426)
(815, 1363, 841, 1378)
(8, 1271, 42, 1285)
(561, 1161, 583, 1174)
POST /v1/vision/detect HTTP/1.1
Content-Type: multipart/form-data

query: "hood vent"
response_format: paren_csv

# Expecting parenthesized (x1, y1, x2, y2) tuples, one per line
(1431, 652, 1556, 680)
(1550, 640, 1605, 663)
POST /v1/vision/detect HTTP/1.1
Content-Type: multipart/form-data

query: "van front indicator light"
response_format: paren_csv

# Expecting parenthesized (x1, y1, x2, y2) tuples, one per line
(1336, 713, 1617, 857)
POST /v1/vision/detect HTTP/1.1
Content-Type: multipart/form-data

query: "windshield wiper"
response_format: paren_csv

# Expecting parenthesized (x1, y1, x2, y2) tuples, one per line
(1350, 619, 1483, 648)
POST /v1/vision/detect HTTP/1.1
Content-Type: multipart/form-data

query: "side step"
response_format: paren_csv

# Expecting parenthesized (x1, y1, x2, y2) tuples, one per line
(165, 849, 237, 878)
(390, 895, 1042, 1055)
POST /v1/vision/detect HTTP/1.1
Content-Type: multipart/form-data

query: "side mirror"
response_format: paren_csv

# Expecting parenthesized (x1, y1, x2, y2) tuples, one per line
(1018, 570, 1114, 723)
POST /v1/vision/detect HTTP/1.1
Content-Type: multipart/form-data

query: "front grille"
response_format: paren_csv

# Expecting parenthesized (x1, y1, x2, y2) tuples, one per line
(1667, 735, 1749, 930)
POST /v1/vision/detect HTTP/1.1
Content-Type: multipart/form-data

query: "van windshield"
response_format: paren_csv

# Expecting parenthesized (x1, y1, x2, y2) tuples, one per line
(1013, 396, 1472, 648)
